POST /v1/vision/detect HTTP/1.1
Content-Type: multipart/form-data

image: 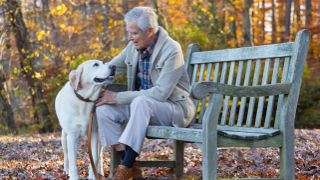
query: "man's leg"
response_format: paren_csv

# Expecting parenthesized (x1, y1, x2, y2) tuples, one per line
(95, 104, 130, 150)
(116, 96, 173, 173)
(119, 96, 173, 154)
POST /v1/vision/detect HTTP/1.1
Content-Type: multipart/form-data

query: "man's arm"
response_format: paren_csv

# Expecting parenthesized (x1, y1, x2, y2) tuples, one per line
(116, 49, 184, 104)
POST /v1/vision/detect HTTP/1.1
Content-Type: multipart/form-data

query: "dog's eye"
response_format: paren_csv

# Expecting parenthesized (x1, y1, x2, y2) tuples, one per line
(93, 63, 99, 67)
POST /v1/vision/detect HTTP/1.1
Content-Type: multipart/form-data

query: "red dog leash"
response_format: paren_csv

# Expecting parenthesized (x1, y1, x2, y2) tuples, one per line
(88, 106, 108, 180)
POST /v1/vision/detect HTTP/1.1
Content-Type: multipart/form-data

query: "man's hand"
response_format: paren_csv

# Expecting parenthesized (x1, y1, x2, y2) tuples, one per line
(95, 90, 118, 106)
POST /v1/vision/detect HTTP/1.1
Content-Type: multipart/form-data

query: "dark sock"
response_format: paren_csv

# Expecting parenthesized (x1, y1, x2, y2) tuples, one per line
(118, 150, 125, 161)
(121, 146, 138, 168)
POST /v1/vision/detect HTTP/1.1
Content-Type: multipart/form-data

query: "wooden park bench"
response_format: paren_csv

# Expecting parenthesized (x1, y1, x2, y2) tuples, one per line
(108, 29, 310, 179)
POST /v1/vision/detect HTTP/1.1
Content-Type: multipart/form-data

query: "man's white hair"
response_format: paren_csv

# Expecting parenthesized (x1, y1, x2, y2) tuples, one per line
(124, 6, 159, 33)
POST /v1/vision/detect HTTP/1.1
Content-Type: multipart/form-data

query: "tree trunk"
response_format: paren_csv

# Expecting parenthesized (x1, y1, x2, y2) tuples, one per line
(305, 0, 311, 27)
(285, 0, 293, 39)
(261, 0, 265, 43)
(88, 0, 95, 16)
(122, 0, 129, 42)
(0, 70, 15, 130)
(271, 0, 276, 43)
(151, 0, 168, 30)
(294, 0, 301, 26)
(0, 29, 15, 130)
(101, 0, 110, 51)
(242, 0, 253, 47)
(6, 0, 50, 126)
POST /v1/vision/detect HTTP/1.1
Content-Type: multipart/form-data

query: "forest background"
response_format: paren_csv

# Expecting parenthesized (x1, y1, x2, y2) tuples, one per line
(0, 0, 319, 134)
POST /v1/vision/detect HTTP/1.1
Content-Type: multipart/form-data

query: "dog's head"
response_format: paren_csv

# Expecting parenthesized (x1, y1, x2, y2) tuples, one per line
(69, 60, 115, 91)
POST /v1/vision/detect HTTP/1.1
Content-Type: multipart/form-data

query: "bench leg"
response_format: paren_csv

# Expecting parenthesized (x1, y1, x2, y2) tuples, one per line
(202, 94, 221, 180)
(202, 140, 217, 180)
(174, 140, 184, 177)
(280, 141, 295, 179)
(109, 147, 121, 178)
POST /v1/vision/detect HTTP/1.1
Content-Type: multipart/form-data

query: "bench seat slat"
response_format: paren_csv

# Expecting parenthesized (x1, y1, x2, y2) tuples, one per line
(146, 126, 203, 143)
(147, 125, 280, 142)
(218, 126, 280, 140)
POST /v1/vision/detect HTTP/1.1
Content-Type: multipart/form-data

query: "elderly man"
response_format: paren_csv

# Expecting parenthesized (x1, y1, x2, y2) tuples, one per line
(96, 6, 195, 179)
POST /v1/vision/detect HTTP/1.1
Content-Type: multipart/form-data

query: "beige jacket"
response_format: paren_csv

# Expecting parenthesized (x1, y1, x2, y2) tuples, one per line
(109, 27, 195, 128)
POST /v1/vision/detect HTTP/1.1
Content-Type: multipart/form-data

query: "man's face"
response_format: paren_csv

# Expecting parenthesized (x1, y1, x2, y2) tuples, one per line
(126, 21, 154, 50)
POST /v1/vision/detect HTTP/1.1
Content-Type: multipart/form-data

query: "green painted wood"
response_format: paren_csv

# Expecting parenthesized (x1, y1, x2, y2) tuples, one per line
(255, 58, 270, 127)
(109, 148, 121, 178)
(213, 63, 220, 82)
(185, 44, 200, 78)
(229, 61, 244, 126)
(238, 60, 252, 126)
(220, 62, 228, 83)
(221, 62, 235, 125)
(274, 57, 290, 128)
(220, 178, 283, 180)
(146, 126, 203, 143)
(190, 42, 294, 64)
(105, 83, 127, 92)
(191, 63, 199, 84)
(135, 160, 175, 167)
(246, 59, 261, 127)
(218, 125, 280, 135)
(199, 64, 207, 120)
(202, 94, 223, 180)
(192, 82, 291, 99)
(206, 63, 213, 81)
(218, 131, 270, 140)
(174, 140, 184, 177)
(217, 134, 283, 148)
(279, 29, 310, 180)
(191, 63, 200, 123)
(265, 58, 280, 128)
(218, 129, 280, 140)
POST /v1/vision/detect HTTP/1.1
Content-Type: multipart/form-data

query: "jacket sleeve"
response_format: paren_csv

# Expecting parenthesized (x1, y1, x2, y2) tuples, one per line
(116, 46, 185, 104)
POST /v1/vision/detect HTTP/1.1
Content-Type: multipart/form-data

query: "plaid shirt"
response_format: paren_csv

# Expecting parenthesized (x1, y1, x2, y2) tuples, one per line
(135, 31, 159, 90)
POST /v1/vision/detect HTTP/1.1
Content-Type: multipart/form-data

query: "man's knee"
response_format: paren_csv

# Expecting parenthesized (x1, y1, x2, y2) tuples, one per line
(131, 96, 153, 108)
(96, 104, 115, 120)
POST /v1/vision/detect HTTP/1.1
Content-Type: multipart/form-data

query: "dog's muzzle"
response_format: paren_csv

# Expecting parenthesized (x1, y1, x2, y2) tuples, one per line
(94, 65, 116, 83)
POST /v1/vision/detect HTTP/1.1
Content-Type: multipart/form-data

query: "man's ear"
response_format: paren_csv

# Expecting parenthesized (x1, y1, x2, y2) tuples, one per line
(69, 67, 83, 90)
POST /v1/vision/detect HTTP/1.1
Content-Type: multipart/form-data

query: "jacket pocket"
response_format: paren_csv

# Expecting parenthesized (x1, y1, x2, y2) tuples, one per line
(150, 63, 164, 83)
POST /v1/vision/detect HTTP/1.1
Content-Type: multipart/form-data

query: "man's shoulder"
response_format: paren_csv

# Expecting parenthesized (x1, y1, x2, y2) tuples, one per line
(162, 38, 182, 53)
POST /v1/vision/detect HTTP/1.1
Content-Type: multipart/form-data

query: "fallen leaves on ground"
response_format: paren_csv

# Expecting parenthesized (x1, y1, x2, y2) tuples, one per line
(0, 129, 319, 179)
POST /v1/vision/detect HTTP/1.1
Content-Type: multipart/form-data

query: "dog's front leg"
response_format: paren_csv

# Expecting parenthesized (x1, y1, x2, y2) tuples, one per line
(61, 130, 69, 173)
(67, 131, 80, 180)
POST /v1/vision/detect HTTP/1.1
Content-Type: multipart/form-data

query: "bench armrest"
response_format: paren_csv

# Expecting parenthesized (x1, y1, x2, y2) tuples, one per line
(192, 81, 291, 99)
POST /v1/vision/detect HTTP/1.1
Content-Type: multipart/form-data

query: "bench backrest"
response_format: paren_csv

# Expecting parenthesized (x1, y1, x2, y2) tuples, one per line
(186, 30, 310, 130)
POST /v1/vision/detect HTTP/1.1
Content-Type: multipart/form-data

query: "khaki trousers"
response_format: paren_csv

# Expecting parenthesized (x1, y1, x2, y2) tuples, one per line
(96, 96, 173, 153)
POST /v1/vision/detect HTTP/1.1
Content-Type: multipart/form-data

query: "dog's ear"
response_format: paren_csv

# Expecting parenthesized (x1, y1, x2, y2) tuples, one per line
(69, 67, 83, 90)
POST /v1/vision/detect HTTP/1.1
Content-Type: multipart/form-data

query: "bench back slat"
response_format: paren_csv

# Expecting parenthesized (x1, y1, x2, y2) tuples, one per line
(237, 60, 252, 126)
(221, 62, 235, 125)
(190, 42, 294, 64)
(254, 58, 270, 127)
(264, 58, 280, 128)
(274, 57, 290, 128)
(229, 61, 244, 126)
(245, 59, 261, 127)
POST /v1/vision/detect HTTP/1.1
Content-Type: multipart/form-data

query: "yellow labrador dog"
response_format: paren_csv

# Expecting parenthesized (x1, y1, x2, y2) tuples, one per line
(55, 60, 115, 180)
